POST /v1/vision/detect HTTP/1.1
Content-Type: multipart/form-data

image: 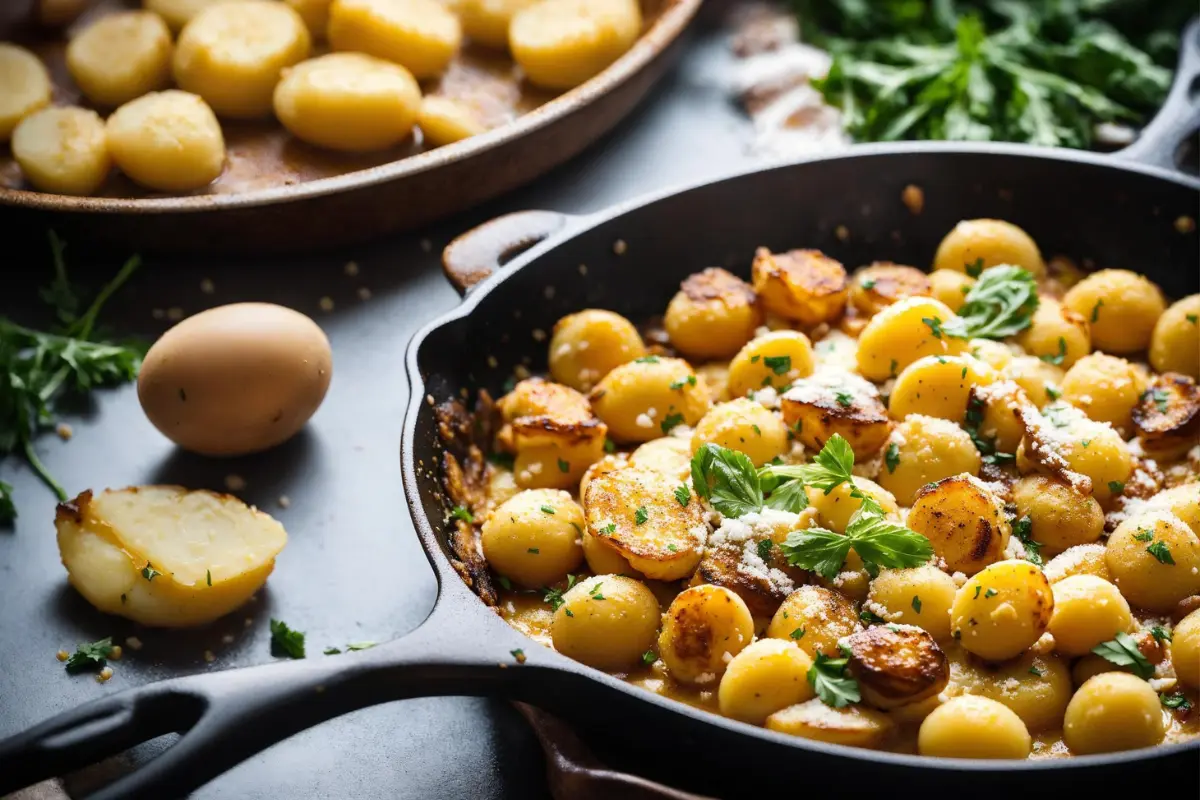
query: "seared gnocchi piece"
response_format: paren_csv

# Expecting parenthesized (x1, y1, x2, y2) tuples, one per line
(751, 247, 849, 326)
(480, 489, 583, 588)
(781, 373, 890, 460)
(1011, 475, 1104, 557)
(658, 584, 755, 685)
(1042, 543, 1111, 585)
(932, 218, 1045, 277)
(918, 696, 1032, 759)
(1149, 294, 1200, 379)
(766, 585, 862, 660)
(0, 44, 52, 142)
(866, 565, 958, 641)
(1105, 511, 1200, 613)
(726, 331, 815, 398)
(145, 0, 248, 31)
(967, 380, 1027, 455)
(1059, 353, 1143, 435)
(12, 107, 111, 196)
(1063, 269, 1165, 355)
(692, 530, 804, 618)
(1016, 298, 1090, 370)
(549, 309, 646, 392)
(928, 269, 975, 312)
(496, 378, 607, 489)
(580, 527, 636, 576)
(951, 560, 1054, 662)
(876, 415, 981, 506)
(907, 475, 1010, 575)
(417, 96, 486, 146)
(664, 268, 762, 360)
(67, 10, 173, 107)
(1015, 401, 1132, 508)
(551, 574, 660, 671)
(583, 467, 705, 580)
(509, 0, 641, 89)
(691, 398, 788, 467)
(889, 354, 997, 423)
(1048, 575, 1132, 656)
(843, 625, 948, 710)
(718, 639, 814, 724)
(849, 262, 931, 317)
(1063, 673, 1165, 754)
(106, 90, 226, 192)
(1142, 483, 1200, 537)
(589, 357, 710, 443)
(330, 0, 462, 79)
(766, 699, 895, 748)
(855, 296, 964, 381)
(1131, 372, 1199, 461)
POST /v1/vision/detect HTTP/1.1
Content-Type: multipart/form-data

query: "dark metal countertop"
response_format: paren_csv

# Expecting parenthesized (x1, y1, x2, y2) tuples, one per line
(0, 22, 762, 799)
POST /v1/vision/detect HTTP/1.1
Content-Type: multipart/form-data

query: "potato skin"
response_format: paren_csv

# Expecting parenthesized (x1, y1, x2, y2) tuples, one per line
(751, 247, 849, 326)
(932, 218, 1045, 277)
(867, 565, 957, 641)
(843, 625, 948, 710)
(1149, 294, 1200, 379)
(951, 560, 1053, 662)
(1063, 673, 1165, 754)
(67, 10, 173, 107)
(849, 262, 931, 317)
(480, 489, 584, 588)
(549, 309, 645, 392)
(855, 296, 964, 381)
(766, 585, 862, 660)
(509, 0, 640, 89)
(726, 331, 816, 398)
(329, 0, 462, 79)
(908, 475, 1010, 575)
(766, 699, 895, 748)
(781, 375, 890, 460)
(106, 90, 226, 192)
(717, 639, 814, 724)
(658, 585, 755, 685)
(876, 415, 981, 506)
(665, 268, 762, 361)
(691, 398, 788, 467)
(12, 107, 111, 196)
(1105, 511, 1200, 613)
(551, 574, 660, 671)
(1011, 475, 1104, 557)
(918, 695, 1031, 759)
(1063, 269, 1166, 355)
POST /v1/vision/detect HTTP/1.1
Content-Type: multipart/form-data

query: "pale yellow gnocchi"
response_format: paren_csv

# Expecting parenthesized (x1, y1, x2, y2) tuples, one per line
(329, 0, 462, 79)
(67, 10, 173, 107)
(0, 44, 52, 142)
(105, 90, 226, 192)
(12, 107, 111, 196)
(509, 0, 641, 90)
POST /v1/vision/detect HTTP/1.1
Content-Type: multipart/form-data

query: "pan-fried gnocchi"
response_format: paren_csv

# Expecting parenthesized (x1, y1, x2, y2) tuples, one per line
(456, 218, 1200, 758)
(0, 44, 52, 142)
(510, 0, 642, 90)
(12, 107, 111, 196)
(105, 90, 226, 192)
(328, 0, 462, 79)
(66, 11, 173, 107)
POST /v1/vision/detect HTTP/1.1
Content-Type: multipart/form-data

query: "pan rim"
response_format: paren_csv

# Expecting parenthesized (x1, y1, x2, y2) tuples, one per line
(0, 0, 701, 216)
(401, 141, 1200, 773)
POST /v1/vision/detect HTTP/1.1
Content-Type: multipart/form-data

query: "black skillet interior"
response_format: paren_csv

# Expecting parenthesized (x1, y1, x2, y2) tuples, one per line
(407, 144, 1200, 797)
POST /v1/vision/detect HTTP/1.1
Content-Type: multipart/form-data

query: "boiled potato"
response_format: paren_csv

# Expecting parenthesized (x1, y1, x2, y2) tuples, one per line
(138, 303, 332, 455)
(781, 374, 890, 460)
(664, 268, 761, 361)
(1131, 372, 1200, 461)
(549, 309, 646, 392)
(1043, 543, 1111, 584)
(551, 574, 659, 671)
(12, 107, 111, 196)
(329, 0, 462, 79)
(105, 90, 225, 192)
(1016, 298, 1090, 370)
(480, 489, 583, 588)
(174, 1, 312, 119)
(1002, 355, 1064, 408)
(766, 585, 861, 660)
(766, 699, 895, 748)
(67, 11, 173, 107)
(583, 467, 705, 580)
(918, 696, 1031, 759)
(509, 0, 641, 90)
(460, 0, 539, 47)
(1063, 673, 1165, 754)
(866, 565, 957, 641)
(928, 269, 974, 312)
(658, 584, 755, 685)
(806, 477, 898, 535)
(690, 398, 788, 467)
(274, 53, 422, 152)
(56, 486, 287, 627)
(1149, 294, 1200, 379)
(1105, 511, 1200, 613)
(945, 647, 1072, 732)
(1048, 575, 1132, 656)
(752, 247, 848, 326)
(629, 436, 691, 478)
(286, 0, 335, 37)
(876, 415, 981, 506)
(1011, 475, 1104, 557)
(908, 475, 1009, 575)
(855, 296, 964, 381)
(495, 378, 606, 490)
(145, 0, 250, 30)
(589, 357, 709, 443)
(581, 528, 635, 575)
(889, 354, 996, 422)
(717, 639, 814, 724)
(0, 44, 52, 142)
(843, 625, 948, 710)
(968, 380, 1027, 454)
(1063, 269, 1165, 355)
(1174, 609, 1200, 689)
(726, 330, 815, 398)
(417, 95, 485, 147)
(1060, 353, 1142, 434)
(951, 560, 1053, 662)
(849, 262, 931, 317)
(932, 218, 1045, 277)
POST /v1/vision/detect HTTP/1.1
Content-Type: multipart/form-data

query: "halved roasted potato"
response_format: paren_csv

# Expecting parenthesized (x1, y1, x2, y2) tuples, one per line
(1132, 373, 1200, 461)
(781, 372, 890, 460)
(496, 377, 607, 489)
(583, 467, 706, 580)
(658, 584, 755, 685)
(751, 247, 849, 326)
(907, 474, 1010, 575)
(849, 262, 932, 317)
(843, 625, 949, 710)
(56, 486, 287, 627)
(766, 698, 896, 748)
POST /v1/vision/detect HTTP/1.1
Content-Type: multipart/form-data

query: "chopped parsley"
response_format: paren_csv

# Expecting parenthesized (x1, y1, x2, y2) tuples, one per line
(790, 627, 806, 640)
(603, 438, 617, 454)
(1039, 337, 1067, 365)
(598, 523, 616, 535)
(757, 538, 773, 562)
(1147, 540, 1175, 565)
(669, 375, 698, 390)
(527, 547, 540, 554)
(141, 562, 161, 582)
(673, 484, 690, 507)
(270, 619, 306, 659)
(884, 442, 900, 474)
(974, 585, 982, 599)
(539, 505, 556, 515)
(1133, 528, 1154, 542)
(763, 355, 792, 375)
(1092, 631, 1153, 679)
(450, 505, 475, 523)
(1162, 693, 1193, 711)
(1045, 385, 1061, 401)
(834, 391, 854, 408)
(497, 575, 512, 590)
(911, 595, 922, 613)
(1147, 387, 1171, 413)
(984, 588, 998, 598)
(206, 569, 212, 587)
(543, 575, 578, 610)
(589, 582, 606, 601)
(1188, 314, 1199, 325)
(861, 278, 877, 290)
(1149, 626, 1173, 643)
(921, 316, 945, 339)
(65, 637, 114, 674)
(324, 647, 342, 655)
(859, 608, 886, 625)
(488, 451, 516, 470)
(511, 649, 525, 662)
(634, 356, 660, 364)
(557, 458, 570, 473)
(1028, 666, 1043, 677)
(965, 258, 984, 279)
(661, 412, 685, 434)
(808, 651, 861, 708)
(1012, 515, 1043, 567)
(1091, 298, 1103, 323)
(634, 506, 649, 525)
(642, 650, 656, 665)
(1108, 481, 1125, 496)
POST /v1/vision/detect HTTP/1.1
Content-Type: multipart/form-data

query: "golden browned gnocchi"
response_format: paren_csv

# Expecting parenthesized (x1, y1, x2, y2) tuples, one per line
(806, 477, 897, 534)
(329, 0, 462, 79)
(67, 10, 173, 107)
(945, 647, 1072, 732)
(951, 560, 1053, 661)
(0, 44, 52, 142)
(1063, 673, 1165, 754)
(551, 574, 660, 671)
(1011, 475, 1104, 556)
(548, 309, 646, 392)
(589, 357, 710, 443)
(927, 268, 975, 312)
(12, 107, 111, 196)
(105, 90, 226, 192)
(509, 0, 641, 90)
(766, 585, 861, 660)
(691, 398, 788, 467)
(1002, 355, 1064, 407)
(752, 247, 849, 326)
(659, 584, 755, 685)
(849, 263, 931, 316)
(1048, 575, 1132, 656)
(781, 373, 890, 460)
(1016, 298, 1090, 369)
(932, 218, 1045, 277)
(876, 415, 981, 506)
(480, 489, 583, 587)
(1063, 269, 1166, 355)
(766, 699, 895, 747)
(1131, 372, 1200, 461)
(1150, 294, 1200, 379)
(496, 377, 607, 490)
(664, 268, 762, 361)
(1174, 609, 1200, 689)
(1105, 511, 1200, 613)
(725, 330, 816, 398)
(628, 436, 691, 478)
(855, 296, 964, 381)
(907, 475, 1009, 575)
(1059, 352, 1142, 434)
(888, 354, 996, 422)
(417, 96, 486, 147)
(866, 565, 957, 641)
(717, 639, 814, 724)
(918, 695, 1032, 759)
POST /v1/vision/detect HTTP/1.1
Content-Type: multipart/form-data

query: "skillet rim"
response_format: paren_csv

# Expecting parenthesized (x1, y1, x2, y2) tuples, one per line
(401, 141, 1200, 774)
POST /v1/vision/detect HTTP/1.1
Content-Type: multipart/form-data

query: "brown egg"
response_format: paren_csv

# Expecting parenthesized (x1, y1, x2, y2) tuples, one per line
(138, 302, 332, 455)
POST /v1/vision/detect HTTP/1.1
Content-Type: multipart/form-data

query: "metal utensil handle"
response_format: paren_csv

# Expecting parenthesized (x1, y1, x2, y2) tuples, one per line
(1118, 17, 1200, 172)
(0, 601, 534, 800)
(441, 210, 575, 295)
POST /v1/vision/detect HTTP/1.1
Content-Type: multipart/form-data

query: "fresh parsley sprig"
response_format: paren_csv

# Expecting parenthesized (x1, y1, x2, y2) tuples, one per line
(780, 496, 934, 579)
(270, 619, 306, 659)
(1092, 631, 1153, 679)
(65, 637, 114, 674)
(691, 443, 763, 518)
(759, 434, 856, 496)
(943, 266, 1039, 340)
(808, 649, 861, 708)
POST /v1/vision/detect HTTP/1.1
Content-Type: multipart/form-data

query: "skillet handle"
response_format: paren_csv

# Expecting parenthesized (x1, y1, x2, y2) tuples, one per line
(1116, 17, 1200, 172)
(442, 210, 576, 295)
(0, 599, 539, 800)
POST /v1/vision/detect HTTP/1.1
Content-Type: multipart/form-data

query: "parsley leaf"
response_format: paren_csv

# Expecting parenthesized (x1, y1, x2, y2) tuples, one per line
(1162, 693, 1193, 711)
(761, 434, 856, 496)
(911, 595, 922, 612)
(1039, 337, 1067, 366)
(943, 266, 1039, 340)
(450, 505, 474, 523)
(660, 412, 685, 434)
(673, 484, 690, 507)
(557, 458, 570, 473)
(543, 575, 578, 610)
(539, 505, 556, 515)
(757, 538, 773, 562)
(65, 637, 114, 674)
(1012, 514, 1043, 567)
(808, 651, 861, 708)
(884, 442, 900, 474)
(642, 650, 656, 665)
(1108, 480, 1125, 496)
(691, 443, 763, 518)
(1149, 626, 1172, 643)
(781, 496, 933, 578)
(763, 476, 810, 513)
(1147, 540, 1175, 565)
(141, 562, 161, 582)
(270, 619, 306, 659)
(634, 506, 649, 525)
(780, 528, 855, 580)
(763, 355, 792, 375)
(1092, 631, 1152, 679)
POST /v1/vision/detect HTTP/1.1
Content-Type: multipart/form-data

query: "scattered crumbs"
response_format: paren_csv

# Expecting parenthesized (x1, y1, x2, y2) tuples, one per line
(513, 364, 531, 380)
(55, 423, 73, 441)
(278, 495, 291, 509)
(224, 474, 247, 492)
(204, 650, 215, 663)
(420, 238, 433, 253)
(612, 239, 628, 255)
(1176, 216, 1196, 234)
(344, 261, 360, 277)
(151, 308, 165, 320)
(531, 328, 546, 342)
(486, 355, 499, 368)
(511, 648, 527, 663)
(96, 666, 113, 683)
(109, 645, 123, 661)
(835, 224, 849, 241)
(318, 296, 335, 313)
(125, 636, 143, 651)
(426, 394, 436, 405)
(221, 634, 235, 645)
(902, 184, 924, 215)
(199, 278, 215, 294)
(56, 649, 69, 662)
(578, 264, 588, 276)
(244, 617, 254, 628)
(166, 307, 184, 322)
(357, 287, 372, 301)
(543, 286, 556, 299)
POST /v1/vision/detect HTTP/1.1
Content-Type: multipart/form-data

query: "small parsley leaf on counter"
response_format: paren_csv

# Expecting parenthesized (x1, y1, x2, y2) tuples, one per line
(65, 637, 114, 674)
(270, 619, 306, 659)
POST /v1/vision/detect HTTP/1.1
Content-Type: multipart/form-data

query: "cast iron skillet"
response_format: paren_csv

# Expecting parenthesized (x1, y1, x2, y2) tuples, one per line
(2, 20, 1200, 800)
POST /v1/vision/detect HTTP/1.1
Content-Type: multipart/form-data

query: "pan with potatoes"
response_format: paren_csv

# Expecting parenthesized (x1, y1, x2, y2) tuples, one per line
(435, 213, 1200, 763)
